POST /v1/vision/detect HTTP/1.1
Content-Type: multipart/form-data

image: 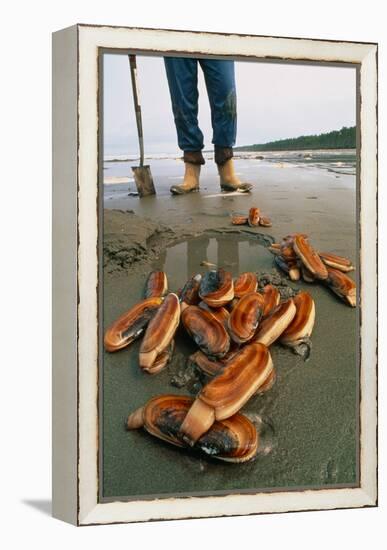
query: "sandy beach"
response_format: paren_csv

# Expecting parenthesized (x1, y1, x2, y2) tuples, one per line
(101, 152, 358, 500)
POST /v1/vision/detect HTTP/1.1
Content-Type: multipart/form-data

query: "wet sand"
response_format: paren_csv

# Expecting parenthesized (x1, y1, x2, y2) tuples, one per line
(102, 158, 358, 500)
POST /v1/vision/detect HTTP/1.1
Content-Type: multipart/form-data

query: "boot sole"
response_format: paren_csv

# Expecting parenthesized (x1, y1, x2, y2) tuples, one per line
(170, 187, 200, 196)
(220, 185, 252, 193)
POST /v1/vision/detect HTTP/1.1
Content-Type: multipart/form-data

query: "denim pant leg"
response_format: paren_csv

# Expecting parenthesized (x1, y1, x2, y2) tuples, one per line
(199, 59, 237, 150)
(164, 57, 204, 155)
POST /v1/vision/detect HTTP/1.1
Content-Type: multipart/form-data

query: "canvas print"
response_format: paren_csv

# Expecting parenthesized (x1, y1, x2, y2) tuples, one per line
(100, 53, 358, 500)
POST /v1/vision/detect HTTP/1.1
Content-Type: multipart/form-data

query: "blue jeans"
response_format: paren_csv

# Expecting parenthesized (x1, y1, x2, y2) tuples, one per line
(164, 57, 237, 164)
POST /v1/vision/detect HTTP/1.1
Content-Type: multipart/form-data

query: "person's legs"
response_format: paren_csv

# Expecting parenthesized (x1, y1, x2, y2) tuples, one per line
(199, 59, 236, 158)
(164, 57, 205, 161)
(200, 59, 251, 192)
(164, 57, 205, 194)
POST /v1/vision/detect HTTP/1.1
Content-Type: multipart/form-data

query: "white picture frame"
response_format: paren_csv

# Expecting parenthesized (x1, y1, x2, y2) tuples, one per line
(52, 24, 377, 526)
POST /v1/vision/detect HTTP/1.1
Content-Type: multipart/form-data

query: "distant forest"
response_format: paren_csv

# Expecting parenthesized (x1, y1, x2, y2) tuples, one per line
(235, 126, 356, 151)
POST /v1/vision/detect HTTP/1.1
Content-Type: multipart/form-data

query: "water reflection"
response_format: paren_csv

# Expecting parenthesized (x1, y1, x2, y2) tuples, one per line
(187, 236, 210, 276)
(152, 234, 273, 287)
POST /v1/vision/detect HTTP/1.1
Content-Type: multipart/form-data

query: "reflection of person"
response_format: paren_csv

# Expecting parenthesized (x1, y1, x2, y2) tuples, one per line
(187, 236, 209, 277)
(164, 57, 252, 195)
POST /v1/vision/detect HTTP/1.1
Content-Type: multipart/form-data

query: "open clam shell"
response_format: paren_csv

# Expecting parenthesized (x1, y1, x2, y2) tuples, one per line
(139, 293, 180, 371)
(199, 268, 234, 307)
(228, 292, 264, 344)
(179, 343, 273, 445)
(248, 207, 260, 227)
(260, 284, 281, 318)
(182, 305, 230, 358)
(325, 267, 356, 307)
(231, 214, 248, 225)
(280, 292, 315, 359)
(127, 395, 258, 463)
(318, 251, 355, 272)
(293, 234, 328, 280)
(179, 274, 202, 309)
(144, 271, 168, 298)
(234, 272, 258, 297)
(104, 296, 163, 352)
(253, 299, 297, 347)
(258, 215, 272, 227)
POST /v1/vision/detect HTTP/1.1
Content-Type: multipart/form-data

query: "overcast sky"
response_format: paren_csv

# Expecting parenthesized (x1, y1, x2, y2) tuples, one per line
(103, 54, 356, 156)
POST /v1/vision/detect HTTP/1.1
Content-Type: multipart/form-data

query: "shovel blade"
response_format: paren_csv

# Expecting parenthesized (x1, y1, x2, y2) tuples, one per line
(131, 165, 156, 197)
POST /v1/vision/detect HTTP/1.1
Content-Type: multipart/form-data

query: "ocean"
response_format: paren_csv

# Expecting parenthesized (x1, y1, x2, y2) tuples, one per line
(103, 149, 356, 200)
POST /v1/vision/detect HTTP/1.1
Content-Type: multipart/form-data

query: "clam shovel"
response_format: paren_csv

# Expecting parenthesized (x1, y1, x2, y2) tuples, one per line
(128, 55, 156, 197)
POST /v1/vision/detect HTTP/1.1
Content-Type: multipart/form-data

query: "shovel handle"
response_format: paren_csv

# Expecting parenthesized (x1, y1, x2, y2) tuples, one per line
(129, 55, 145, 166)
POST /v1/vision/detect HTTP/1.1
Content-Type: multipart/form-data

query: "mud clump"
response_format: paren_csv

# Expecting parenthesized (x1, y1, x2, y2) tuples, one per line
(256, 270, 298, 300)
(168, 352, 204, 394)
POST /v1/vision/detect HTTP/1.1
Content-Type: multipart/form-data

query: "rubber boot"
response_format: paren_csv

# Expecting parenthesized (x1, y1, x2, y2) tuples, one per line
(218, 158, 252, 193)
(170, 163, 201, 195)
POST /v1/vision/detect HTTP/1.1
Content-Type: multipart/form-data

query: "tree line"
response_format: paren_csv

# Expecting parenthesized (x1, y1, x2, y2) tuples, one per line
(235, 126, 356, 151)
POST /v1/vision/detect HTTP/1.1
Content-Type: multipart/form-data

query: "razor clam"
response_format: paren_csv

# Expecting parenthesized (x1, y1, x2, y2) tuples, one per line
(274, 255, 300, 281)
(248, 207, 260, 227)
(293, 234, 328, 280)
(260, 284, 281, 318)
(253, 299, 296, 347)
(228, 297, 240, 311)
(274, 254, 291, 275)
(280, 243, 298, 262)
(325, 267, 356, 307)
(288, 263, 301, 281)
(267, 245, 282, 256)
(198, 301, 230, 329)
(282, 233, 309, 244)
(188, 346, 240, 378)
(280, 292, 315, 360)
(145, 340, 175, 375)
(139, 293, 180, 372)
(188, 351, 225, 378)
(301, 264, 315, 283)
(258, 215, 272, 227)
(182, 305, 230, 359)
(199, 268, 234, 307)
(127, 395, 259, 463)
(234, 272, 258, 297)
(256, 368, 277, 394)
(318, 251, 355, 272)
(228, 292, 265, 344)
(179, 273, 202, 310)
(231, 214, 248, 225)
(144, 271, 168, 298)
(104, 296, 163, 352)
(179, 343, 273, 445)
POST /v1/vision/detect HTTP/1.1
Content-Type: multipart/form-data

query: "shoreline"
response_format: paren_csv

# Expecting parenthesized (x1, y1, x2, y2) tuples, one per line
(104, 148, 356, 163)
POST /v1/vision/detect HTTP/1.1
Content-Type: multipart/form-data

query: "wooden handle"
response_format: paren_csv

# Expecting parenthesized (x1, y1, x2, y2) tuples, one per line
(128, 55, 145, 166)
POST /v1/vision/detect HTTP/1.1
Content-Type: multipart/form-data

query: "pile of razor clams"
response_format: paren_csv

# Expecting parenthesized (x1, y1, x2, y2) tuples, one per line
(104, 233, 356, 463)
(268, 233, 356, 307)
